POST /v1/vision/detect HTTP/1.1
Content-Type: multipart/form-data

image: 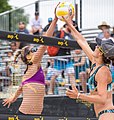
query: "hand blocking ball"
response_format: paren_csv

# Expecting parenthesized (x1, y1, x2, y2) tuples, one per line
(56, 2, 74, 21)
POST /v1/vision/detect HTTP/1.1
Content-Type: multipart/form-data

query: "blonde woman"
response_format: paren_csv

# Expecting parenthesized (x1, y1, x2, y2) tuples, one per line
(2, 9, 58, 115)
(63, 15, 114, 119)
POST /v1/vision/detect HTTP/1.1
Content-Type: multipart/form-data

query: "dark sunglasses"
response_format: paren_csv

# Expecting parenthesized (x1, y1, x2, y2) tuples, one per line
(96, 46, 105, 54)
(27, 47, 38, 54)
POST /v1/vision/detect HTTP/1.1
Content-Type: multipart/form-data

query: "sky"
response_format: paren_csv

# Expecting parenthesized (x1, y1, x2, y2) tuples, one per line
(9, 0, 37, 7)
(8, 0, 74, 30)
(8, 0, 114, 29)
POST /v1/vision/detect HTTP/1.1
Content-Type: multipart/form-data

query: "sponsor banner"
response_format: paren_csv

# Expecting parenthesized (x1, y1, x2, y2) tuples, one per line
(0, 114, 97, 120)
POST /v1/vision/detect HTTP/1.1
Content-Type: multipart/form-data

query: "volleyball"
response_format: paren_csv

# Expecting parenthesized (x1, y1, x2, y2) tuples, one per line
(56, 2, 74, 21)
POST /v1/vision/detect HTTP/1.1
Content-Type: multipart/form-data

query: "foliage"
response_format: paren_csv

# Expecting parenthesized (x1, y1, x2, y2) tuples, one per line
(0, 0, 12, 13)
(0, 1, 29, 31)
(10, 8, 29, 31)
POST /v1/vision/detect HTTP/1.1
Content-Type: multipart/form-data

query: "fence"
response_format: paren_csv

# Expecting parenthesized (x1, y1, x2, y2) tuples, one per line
(0, 49, 90, 98)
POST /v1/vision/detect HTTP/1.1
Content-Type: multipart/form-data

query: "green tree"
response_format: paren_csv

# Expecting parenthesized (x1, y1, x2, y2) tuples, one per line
(0, 2, 29, 31)
(10, 8, 29, 31)
(0, 0, 12, 13)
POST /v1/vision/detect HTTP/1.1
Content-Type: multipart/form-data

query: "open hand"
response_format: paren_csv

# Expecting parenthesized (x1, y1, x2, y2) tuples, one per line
(2, 96, 16, 108)
(66, 85, 79, 99)
(62, 11, 74, 24)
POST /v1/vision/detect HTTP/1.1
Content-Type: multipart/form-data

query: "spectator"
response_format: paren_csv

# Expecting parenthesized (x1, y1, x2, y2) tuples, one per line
(72, 20, 80, 32)
(30, 11, 42, 35)
(44, 59, 55, 94)
(111, 27, 114, 38)
(97, 21, 110, 39)
(48, 23, 76, 94)
(42, 17, 58, 35)
(102, 29, 113, 40)
(10, 42, 18, 53)
(16, 21, 29, 49)
(73, 49, 89, 93)
(4, 51, 14, 62)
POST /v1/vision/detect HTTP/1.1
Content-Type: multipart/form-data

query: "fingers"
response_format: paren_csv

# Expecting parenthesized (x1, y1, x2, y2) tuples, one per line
(2, 99, 11, 108)
(54, 2, 60, 18)
(62, 16, 67, 23)
(71, 13, 74, 20)
(66, 90, 74, 97)
(56, 2, 60, 7)
(8, 103, 11, 108)
(2, 99, 8, 105)
(66, 89, 77, 99)
(66, 88, 72, 92)
(66, 88, 75, 95)
(2, 101, 8, 107)
(72, 85, 78, 92)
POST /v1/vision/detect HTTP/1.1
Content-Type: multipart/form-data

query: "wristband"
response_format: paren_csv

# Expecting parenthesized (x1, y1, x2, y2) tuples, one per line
(77, 93, 81, 99)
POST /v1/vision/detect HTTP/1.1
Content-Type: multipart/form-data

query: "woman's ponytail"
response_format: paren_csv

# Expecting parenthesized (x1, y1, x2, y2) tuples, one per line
(14, 49, 22, 62)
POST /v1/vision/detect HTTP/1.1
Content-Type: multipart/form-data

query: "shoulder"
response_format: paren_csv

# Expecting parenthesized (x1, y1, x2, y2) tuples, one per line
(16, 29, 19, 32)
(97, 65, 110, 74)
(96, 65, 112, 82)
(25, 29, 29, 33)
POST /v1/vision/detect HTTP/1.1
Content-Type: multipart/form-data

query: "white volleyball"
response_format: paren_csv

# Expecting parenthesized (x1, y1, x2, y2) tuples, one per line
(56, 2, 74, 21)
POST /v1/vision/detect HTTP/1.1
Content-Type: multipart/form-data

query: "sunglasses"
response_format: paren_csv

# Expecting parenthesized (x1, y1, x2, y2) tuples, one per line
(27, 47, 38, 54)
(96, 46, 105, 54)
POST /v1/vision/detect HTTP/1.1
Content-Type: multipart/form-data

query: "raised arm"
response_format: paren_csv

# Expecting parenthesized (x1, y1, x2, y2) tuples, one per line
(33, 6, 58, 64)
(63, 16, 94, 63)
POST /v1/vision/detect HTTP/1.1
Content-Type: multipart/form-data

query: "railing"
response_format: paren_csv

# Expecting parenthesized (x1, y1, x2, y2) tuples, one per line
(0, 52, 90, 98)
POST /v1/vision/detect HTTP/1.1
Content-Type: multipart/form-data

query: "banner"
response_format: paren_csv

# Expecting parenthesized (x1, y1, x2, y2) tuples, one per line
(0, 114, 97, 120)
(0, 30, 96, 49)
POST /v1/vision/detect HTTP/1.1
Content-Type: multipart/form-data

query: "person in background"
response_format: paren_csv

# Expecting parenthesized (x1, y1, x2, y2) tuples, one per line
(111, 27, 114, 38)
(72, 20, 80, 32)
(16, 21, 29, 49)
(73, 49, 89, 93)
(48, 23, 76, 95)
(42, 17, 58, 35)
(2, 7, 58, 115)
(102, 29, 113, 41)
(30, 11, 42, 35)
(44, 59, 55, 94)
(64, 14, 114, 120)
(97, 21, 110, 39)
(10, 42, 18, 54)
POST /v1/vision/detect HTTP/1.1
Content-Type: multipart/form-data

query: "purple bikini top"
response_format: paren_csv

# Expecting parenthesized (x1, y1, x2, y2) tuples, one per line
(21, 67, 45, 86)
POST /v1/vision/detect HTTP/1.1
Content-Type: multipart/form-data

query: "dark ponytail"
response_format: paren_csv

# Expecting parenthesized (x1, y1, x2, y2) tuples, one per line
(102, 54, 111, 65)
(110, 57, 114, 66)
(14, 50, 22, 62)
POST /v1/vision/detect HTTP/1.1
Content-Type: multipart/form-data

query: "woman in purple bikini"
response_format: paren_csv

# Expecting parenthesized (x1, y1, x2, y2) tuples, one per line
(2, 9, 58, 115)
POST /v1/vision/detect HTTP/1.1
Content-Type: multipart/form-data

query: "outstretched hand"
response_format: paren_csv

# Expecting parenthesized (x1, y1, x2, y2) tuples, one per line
(2, 96, 16, 108)
(62, 11, 74, 24)
(66, 85, 79, 99)
(62, 12, 83, 41)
